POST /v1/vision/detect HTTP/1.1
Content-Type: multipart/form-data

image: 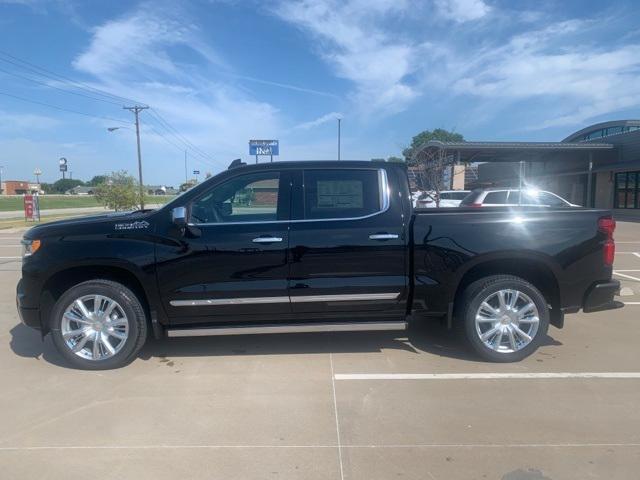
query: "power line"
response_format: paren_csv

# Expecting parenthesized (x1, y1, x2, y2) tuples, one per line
(147, 108, 216, 162)
(145, 123, 217, 169)
(0, 90, 132, 124)
(143, 110, 218, 166)
(0, 49, 144, 106)
(0, 65, 124, 106)
(0, 50, 220, 170)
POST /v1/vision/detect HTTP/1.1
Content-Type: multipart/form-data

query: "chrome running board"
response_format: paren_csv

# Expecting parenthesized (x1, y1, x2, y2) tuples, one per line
(166, 321, 407, 337)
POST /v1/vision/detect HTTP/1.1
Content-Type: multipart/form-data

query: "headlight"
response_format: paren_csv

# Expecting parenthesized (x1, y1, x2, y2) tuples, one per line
(21, 239, 41, 258)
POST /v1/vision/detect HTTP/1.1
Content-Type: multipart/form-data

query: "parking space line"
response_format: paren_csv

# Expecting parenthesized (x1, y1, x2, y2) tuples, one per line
(329, 353, 345, 480)
(635, 253, 640, 259)
(1, 443, 640, 451)
(623, 302, 640, 305)
(617, 252, 640, 254)
(614, 271, 640, 282)
(334, 372, 640, 380)
(0, 256, 20, 259)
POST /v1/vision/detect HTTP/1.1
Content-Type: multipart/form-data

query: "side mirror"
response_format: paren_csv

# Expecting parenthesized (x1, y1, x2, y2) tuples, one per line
(171, 206, 187, 228)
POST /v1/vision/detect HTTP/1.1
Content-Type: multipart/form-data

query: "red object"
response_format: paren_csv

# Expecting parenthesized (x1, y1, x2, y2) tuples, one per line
(24, 195, 34, 220)
(598, 217, 616, 266)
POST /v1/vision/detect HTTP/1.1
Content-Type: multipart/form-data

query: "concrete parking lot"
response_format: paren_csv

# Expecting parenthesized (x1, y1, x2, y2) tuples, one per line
(1, 223, 639, 480)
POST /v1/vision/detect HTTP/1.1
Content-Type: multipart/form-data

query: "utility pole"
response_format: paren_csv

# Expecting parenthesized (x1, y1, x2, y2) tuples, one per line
(34, 168, 42, 186)
(124, 105, 149, 209)
(337, 118, 341, 161)
(184, 150, 188, 184)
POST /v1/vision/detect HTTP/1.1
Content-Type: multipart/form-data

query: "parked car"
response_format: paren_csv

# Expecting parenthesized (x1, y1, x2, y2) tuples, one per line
(17, 161, 619, 369)
(460, 188, 579, 207)
(415, 190, 471, 208)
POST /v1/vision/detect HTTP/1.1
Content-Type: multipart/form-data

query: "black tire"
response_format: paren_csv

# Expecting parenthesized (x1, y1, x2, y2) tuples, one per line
(459, 275, 549, 362)
(50, 280, 147, 370)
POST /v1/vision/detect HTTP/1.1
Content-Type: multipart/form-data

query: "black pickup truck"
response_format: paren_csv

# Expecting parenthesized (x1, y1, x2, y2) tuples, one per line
(17, 161, 620, 369)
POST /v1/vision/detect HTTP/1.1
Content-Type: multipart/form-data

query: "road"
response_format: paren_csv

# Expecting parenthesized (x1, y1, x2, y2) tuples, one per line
(0, 205, 111, 219)
(0, 204, 165, 220)
(0, 222, 639, 479)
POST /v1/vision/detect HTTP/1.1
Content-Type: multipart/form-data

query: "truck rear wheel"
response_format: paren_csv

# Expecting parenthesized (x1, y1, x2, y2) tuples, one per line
(50, 280, 147, 370)
(459, 275, 549, 362)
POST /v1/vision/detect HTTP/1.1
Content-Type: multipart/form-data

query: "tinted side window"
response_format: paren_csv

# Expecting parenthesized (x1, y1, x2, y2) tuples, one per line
(304, 169, 381, 219)
(191, 171, 281, 224)
(451, 191, 470, 200)
(526, 192, 567, 206)
(483, 191, 508, 204)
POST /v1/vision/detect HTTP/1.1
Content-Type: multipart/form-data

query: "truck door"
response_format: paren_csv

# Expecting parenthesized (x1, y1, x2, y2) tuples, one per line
(155, 170, 292, 324)
(288, 167, 408, 318)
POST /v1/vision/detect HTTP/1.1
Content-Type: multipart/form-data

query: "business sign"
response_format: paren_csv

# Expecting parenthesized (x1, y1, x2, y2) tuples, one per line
(24, 194, 40, 222)
(193, 170, 200, 175)
(249, 139, 279, 156)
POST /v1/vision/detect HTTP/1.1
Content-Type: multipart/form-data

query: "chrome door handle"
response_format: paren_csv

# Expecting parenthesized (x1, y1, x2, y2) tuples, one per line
(369, 233, 399, 240)
(252, 236, 283, 243)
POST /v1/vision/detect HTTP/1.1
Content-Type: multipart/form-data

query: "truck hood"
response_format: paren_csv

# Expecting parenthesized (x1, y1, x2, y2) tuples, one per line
(23, 210, 156, 239)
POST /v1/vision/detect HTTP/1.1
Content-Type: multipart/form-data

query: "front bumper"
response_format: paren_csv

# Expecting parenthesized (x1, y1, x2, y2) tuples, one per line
(16, 279, 41, 330)
(583, 280, 622, 313)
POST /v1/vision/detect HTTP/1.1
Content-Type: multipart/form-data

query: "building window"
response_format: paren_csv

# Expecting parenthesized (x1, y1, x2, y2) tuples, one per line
(614, 171, 639, 209)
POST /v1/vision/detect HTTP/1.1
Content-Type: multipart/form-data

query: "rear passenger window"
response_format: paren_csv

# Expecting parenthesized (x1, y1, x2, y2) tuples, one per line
(303, 169, 382, 219)
(483, 191, 508, 204)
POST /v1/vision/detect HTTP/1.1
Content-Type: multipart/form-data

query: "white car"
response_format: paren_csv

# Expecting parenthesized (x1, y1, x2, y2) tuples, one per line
(459, 188, 579, 207)
(414, 190, 471, 208)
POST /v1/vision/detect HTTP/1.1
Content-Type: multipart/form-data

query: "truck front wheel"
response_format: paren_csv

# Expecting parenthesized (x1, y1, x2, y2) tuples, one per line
(50, 280, 148, 370)
(460, 275, 550, 362)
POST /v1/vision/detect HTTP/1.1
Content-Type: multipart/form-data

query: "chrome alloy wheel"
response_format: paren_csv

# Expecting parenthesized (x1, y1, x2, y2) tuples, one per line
(61, 295, 129, 361)
(474, 289, 540, 353)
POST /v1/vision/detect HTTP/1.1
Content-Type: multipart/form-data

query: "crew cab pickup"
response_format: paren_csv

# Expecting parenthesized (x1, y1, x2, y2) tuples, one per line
(17, 161, 620, 369)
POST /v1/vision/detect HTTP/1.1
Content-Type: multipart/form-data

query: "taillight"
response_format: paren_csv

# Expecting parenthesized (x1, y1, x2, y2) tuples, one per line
(598, 217, 616, 266)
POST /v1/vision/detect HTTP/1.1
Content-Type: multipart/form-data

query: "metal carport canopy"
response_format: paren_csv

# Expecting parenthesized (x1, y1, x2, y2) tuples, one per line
(422, 140, 615, 163)
(421, 140, 616, 206)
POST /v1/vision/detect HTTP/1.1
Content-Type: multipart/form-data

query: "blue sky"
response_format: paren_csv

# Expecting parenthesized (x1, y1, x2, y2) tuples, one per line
(1, 0, 639, 185)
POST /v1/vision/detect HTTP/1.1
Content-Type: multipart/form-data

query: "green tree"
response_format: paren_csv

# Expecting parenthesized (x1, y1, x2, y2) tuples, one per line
(402, 128, 464, 161)
(94, 171, 140, 211)
(52, 178, 84, 194)
(386, 156, 404, 163)
(179, 180, 197, 192)
(39, 182, 55, 194)
(87, 175, 108, 186)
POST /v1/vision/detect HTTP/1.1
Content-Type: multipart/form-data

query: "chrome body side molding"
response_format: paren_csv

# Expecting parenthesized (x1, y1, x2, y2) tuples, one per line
(166, 321, 407, 337)
(169, 292, 400, 307)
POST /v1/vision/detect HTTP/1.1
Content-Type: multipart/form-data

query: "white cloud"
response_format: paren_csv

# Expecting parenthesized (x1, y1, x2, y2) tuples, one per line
(73, 3, 225, 79)
(0, 111, 60, 132)
(67, 4, 290, 176)
(434, 0, 491, 23)
(293, 111, 342, 130)
(425, 18, 640, 129)
(273, 0, 420, 115)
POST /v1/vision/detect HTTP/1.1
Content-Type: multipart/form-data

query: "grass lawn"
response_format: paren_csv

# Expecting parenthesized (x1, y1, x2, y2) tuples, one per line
(0, 214, 77, 230)
(0, 195, 175, 212)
